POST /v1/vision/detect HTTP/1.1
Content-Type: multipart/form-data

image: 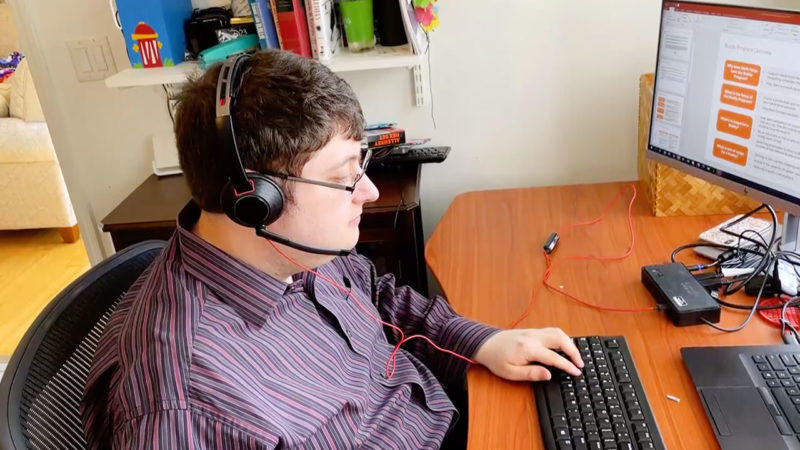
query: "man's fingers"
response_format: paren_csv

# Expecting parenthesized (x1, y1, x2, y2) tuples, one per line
(528, 346, 582, 377)
(505, 364, 552, 382)
(542, 328, 584, 369)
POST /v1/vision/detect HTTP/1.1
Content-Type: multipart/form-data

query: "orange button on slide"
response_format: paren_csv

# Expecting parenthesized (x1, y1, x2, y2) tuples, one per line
(723, 60, 761, 86)
(716, 109, 753, 139)
(720, 84, 758, 110)
(713, 138, 749, 166)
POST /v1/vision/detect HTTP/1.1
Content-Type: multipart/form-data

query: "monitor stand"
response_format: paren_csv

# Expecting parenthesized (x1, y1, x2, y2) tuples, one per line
(782, 213, 799, 252)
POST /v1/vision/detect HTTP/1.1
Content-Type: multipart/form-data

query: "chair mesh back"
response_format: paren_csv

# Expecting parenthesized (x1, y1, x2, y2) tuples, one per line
(4, 242, 163, 450)
(22, 295, 122, 450)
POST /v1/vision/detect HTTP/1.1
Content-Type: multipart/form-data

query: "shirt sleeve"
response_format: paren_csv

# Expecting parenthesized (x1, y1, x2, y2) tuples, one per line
(112, 409, 278, 450)
(345, 253, 500, 387)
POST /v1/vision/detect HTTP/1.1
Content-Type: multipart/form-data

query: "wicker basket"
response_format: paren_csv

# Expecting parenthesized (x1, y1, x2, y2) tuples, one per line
(637, 73, 760, 216)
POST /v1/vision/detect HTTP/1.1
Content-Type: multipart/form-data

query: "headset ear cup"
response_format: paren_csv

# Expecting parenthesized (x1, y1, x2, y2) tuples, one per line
(220, 174, 285, 228)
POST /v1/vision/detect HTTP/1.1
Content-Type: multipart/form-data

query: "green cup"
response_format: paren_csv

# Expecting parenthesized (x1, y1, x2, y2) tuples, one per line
(340, 0, 375, 52)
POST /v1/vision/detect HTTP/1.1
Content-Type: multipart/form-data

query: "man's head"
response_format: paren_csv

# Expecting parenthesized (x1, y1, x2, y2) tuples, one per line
(174, 50, 379, 267)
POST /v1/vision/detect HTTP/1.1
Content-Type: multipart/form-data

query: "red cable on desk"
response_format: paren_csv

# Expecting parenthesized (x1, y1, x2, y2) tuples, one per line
(510, 184, 657, 329)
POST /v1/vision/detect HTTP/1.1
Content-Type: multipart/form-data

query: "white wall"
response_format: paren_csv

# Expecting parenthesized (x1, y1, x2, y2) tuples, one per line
(8, 0, 799, 264)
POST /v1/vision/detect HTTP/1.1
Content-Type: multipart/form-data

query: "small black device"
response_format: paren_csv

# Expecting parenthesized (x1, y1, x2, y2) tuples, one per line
(641, 263, 721, 326)
(534, 336, 666, 450)
(215, 54, 351, 256)
(683, 344, 800, 450)
(379, 146, 450, 164)
(185, 7, 232, 57)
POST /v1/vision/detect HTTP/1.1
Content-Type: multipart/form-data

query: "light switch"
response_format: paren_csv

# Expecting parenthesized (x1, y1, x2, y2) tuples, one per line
(66, 36, 117, 82)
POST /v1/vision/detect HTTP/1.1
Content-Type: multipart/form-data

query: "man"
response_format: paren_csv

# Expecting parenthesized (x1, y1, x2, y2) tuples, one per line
(81, 50, 583, 449)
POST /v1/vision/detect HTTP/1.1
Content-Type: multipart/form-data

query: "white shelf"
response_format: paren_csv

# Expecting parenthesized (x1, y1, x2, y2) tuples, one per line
(104, 61, 201, 88)
(104, 46, 421, 87)
(322, 44, 422, 72)
(103, 46, 425, 105)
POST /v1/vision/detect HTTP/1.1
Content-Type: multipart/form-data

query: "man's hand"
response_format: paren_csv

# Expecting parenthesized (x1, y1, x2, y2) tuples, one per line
(473, 328, 583, 382)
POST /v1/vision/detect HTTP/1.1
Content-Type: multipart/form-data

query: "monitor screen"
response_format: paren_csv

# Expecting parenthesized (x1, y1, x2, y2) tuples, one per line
(647, 1, 800, 214)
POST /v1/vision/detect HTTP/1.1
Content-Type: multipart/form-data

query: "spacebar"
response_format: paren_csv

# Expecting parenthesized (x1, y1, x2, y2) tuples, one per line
(772, 389, 800, 433)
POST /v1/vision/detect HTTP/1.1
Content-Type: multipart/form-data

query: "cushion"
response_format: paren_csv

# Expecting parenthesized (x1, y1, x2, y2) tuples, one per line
(0, 93, 8, 118)
(0, 78, 11, 117)
(8, 58, 45, 122)
(0, 119, 56, 163)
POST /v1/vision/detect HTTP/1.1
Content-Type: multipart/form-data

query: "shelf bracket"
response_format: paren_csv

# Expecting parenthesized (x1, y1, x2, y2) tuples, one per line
(412, 65, 425, 107)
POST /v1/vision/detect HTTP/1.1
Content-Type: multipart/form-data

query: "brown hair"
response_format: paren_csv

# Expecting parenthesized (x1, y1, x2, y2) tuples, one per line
(174, 50, 365, 212)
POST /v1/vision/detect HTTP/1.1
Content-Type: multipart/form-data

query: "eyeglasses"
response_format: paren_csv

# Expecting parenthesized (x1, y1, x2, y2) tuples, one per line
(261, 148, 372, 193)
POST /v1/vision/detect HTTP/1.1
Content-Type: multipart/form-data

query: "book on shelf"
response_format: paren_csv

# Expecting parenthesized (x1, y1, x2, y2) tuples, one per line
(305, 0, 340, 61)
(271, 0, 312, 57)
(398, 0, 427, 55)
(248, 0, 281, 49)
(365, 127, 406, 149)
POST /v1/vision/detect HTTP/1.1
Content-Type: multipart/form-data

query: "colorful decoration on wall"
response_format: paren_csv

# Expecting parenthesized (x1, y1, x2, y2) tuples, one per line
(412, 0, 439, 32)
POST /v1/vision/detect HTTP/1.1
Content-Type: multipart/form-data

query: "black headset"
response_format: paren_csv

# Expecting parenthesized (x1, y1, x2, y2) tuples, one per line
(214, 53, 351, 256)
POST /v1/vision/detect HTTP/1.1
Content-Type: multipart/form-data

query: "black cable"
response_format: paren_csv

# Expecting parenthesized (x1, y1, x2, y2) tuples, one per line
(702, 257, 773, 332)
(780, 296, 800, 343)
(721, 205, 779, 295)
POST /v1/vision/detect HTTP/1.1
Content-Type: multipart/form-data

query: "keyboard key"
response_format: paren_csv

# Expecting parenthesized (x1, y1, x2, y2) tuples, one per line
(787, 388, 800, 397)
(555, 426, 570, 439)
(753, 355, 766, 363)
(782, 354, 797, 367)
(557, 438, 572, 450)
(553, 415, 568, 428)
(793, 397, 800, 405)
(636, 430, 652, 441)
(574, 436, 588, 450)
(632, 422, 648, 433)
(571, 427, 584, 437)
(790, 367, 800, 375)
(768, 354, 786, 370)
(763, 372, 776, 379)
(783, 380, 794, 387)
(758, 363, 772, 371)
(602, 438, 616, 449)
(777, 371, 790, 379)
(768, 379, 781, 388)
(639, 441, 655, 449)
(605, 339, 620, 349)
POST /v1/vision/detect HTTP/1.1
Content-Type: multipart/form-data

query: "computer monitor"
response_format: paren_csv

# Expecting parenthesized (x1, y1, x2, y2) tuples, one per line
(647, 0, 800, 251)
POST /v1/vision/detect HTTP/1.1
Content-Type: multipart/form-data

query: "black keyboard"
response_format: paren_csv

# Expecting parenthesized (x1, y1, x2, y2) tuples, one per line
(533, 336, 665, 450)
(378, 146, 450, 164)
(749, 353, 800, 435)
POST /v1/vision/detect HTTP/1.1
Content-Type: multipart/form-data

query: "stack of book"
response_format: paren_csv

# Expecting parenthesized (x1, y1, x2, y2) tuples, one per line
(247, 0, 427, 61)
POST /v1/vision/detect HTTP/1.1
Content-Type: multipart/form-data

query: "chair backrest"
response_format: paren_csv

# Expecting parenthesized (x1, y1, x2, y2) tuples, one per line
(0, 240, 165, 450)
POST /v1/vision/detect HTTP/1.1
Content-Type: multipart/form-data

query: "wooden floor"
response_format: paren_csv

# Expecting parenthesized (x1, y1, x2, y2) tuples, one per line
(0, 229, 90, 356)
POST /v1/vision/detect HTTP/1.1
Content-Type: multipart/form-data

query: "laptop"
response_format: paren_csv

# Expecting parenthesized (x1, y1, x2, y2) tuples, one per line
(683, 345, 800, 450)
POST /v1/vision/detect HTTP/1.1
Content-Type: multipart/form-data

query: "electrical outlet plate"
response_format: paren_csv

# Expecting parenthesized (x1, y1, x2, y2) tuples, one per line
(66, 37, 117, 82)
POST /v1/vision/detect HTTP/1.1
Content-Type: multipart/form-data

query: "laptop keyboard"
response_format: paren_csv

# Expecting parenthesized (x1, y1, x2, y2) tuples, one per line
(750, 353, 800, 435)
(533, 336, 666, 450)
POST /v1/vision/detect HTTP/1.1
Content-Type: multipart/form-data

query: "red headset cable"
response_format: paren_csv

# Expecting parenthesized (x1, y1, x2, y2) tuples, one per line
(266, 240, 477, 378)
(509, 184, 657, 329)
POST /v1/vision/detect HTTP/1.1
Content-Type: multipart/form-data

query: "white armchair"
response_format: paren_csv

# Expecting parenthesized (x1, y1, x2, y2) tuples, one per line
(0, 58, 79, 242)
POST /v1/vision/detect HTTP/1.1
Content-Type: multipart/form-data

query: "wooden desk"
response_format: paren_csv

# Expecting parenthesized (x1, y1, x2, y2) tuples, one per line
(425, 181, 781, 449)
(102, 164, 429, 294)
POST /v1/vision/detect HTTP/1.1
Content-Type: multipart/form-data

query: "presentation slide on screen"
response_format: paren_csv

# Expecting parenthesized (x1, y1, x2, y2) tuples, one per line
(705, 34, 800, 191)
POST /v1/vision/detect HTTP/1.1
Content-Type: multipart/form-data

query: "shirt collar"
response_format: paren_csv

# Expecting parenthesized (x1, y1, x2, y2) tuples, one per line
(175, 201, 307, 328)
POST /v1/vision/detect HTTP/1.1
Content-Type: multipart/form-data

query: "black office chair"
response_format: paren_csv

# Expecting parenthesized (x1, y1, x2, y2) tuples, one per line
(0, 240, 165, 449)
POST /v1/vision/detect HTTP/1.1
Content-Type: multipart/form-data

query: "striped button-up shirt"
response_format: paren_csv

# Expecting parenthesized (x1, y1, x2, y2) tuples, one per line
(81, 201, 499, 449)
